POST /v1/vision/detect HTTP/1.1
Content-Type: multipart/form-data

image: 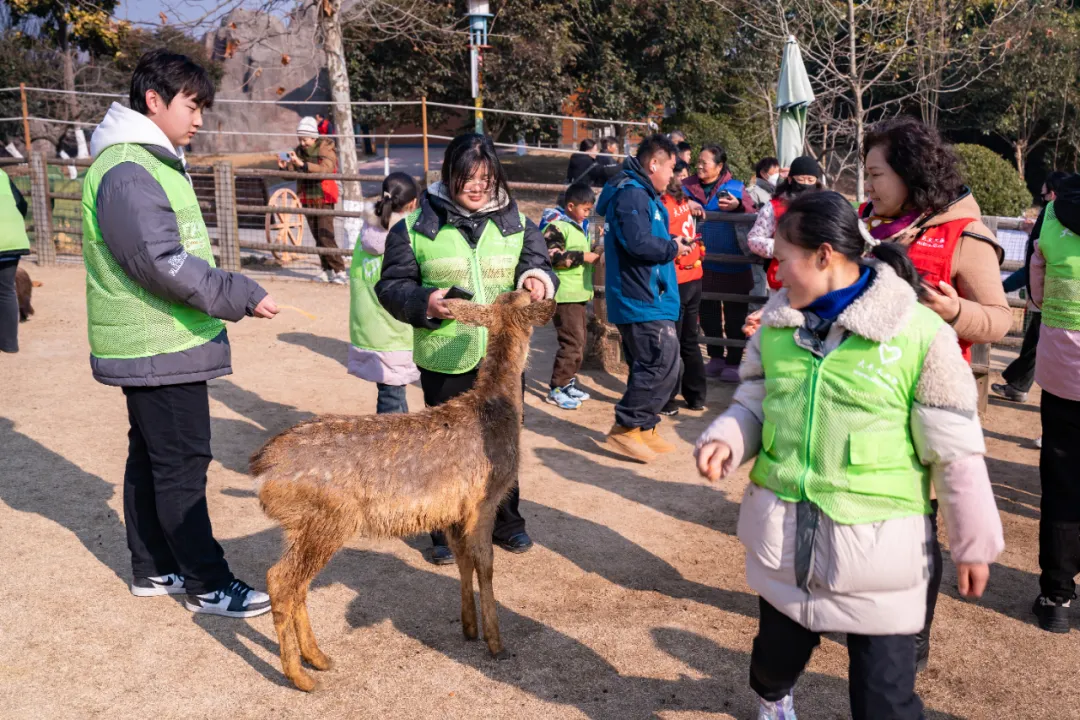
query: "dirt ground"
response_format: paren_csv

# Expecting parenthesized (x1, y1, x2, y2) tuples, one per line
(1, 266, 1075, 720)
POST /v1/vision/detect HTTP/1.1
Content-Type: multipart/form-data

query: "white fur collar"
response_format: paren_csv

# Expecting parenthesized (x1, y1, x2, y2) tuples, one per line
(760, 261, 917, 342)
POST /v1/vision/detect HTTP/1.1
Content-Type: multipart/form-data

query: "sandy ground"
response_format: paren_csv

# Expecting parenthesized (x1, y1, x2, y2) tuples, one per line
(1, 266, 1075, 720)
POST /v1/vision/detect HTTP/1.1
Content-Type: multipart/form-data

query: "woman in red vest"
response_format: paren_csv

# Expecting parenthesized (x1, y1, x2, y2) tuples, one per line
(861, 116, 1009, 675)
(661, 159, 708, 415)
(861, 118, 1009, 361)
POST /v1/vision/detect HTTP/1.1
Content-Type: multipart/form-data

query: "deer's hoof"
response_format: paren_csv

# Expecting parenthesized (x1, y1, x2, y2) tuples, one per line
(288, 669, 319, 692)
(463, 625, 479, 641)
(489, 647, 510, 661)
(305, 652, 333, 671)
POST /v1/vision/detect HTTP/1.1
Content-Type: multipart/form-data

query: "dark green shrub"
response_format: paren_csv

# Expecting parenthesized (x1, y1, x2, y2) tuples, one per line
(953, 143, 1032, 217)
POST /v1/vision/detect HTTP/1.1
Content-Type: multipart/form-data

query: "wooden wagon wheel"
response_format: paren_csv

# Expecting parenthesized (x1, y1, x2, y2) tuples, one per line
(266, 187, 305, 264)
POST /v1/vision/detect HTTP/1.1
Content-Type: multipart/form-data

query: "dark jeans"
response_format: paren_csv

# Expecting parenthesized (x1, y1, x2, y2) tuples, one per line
(122, 382, 233, 595)
(375, 383, 408, 414)
(668, 279, 707, 408)
(551, 301, 588, 389)
(615, 320, 680, 429)
(919, 500, 942, 647)
(305, 200, 344, 273)
(1002, 312, 1041, 393)
(1039, 390, 1080, 600)
(0, 259, 18, 353)
(700, 268, 754, 364)
(419, 367, 526, 546)
(751, 598, 924, 720)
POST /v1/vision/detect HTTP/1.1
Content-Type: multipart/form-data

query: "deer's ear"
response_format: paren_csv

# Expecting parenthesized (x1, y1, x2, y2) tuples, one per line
(516, 299, 557, 327)
(445, 299, 496, 328)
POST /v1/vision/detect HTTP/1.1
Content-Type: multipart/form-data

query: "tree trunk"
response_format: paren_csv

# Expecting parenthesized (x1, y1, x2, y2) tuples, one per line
(318, 0, 360, 213)
(61, 15, 77, 123)
(1015, 140, 1026, 179)
(848, 0, 865, 202)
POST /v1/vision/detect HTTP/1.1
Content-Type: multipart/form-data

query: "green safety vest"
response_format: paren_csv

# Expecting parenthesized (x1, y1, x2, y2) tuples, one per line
(550, 219, 593, 304)
(407, 210, 525, 374)
(349, 243, 414, 352)
(82, 143, 224, 359)
(1038, 202, 1080, 331)
(0, 168, 29, 255)
(750, 303, 942, 525)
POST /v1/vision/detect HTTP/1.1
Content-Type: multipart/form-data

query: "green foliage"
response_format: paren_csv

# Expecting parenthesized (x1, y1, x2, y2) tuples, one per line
(7, 0, 122, 55)
(671, 112, 773, 181)
(954, 143, 1032, 216)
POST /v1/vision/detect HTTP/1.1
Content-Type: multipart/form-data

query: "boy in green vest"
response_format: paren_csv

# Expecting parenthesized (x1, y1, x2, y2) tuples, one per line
(0, 167, 29, 353)
(83, 50, 279, 618)
(540, 182, 600, 409)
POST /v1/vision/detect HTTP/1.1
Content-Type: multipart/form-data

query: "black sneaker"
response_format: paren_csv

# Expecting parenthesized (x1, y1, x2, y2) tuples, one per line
(686, 403, 708, 412)
(991, 382, 1029, 403)
(1032, 594, 1072, 634)
(495, 532, 534, 554)
(184, 579, 271, 618)
(427, 545, 455, 566)
(130, 573, 186, 597)
(658, 402, 680, 417)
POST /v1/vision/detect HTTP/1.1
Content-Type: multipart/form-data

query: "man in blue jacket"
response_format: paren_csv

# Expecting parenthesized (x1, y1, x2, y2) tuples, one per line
(596, 134, 690, 462)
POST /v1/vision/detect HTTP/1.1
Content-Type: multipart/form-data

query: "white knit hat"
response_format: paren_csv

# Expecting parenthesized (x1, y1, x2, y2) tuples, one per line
(297, 116, 319, 138)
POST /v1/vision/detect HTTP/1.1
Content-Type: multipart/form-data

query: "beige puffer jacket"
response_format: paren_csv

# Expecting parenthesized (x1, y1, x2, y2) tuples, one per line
(697, 262, 1004, 635)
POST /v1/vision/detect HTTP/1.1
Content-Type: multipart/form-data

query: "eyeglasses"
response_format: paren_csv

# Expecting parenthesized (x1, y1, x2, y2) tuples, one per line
(462, 178, 493, 193)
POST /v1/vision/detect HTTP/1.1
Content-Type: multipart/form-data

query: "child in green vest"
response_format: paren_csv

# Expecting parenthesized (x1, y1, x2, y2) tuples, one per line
(348, 172, 420, 413)
(694, 192, 1003, 720)
(83, 50, 279, 618)
(0, 168, 29, 353)
(540, 182, 601, 409)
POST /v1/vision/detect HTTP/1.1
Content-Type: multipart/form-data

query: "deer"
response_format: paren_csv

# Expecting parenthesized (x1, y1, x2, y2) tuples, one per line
(250, 290, 557, 692)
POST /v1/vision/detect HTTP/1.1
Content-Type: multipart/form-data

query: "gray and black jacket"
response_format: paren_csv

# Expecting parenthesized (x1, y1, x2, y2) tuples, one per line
(88, 102, 267, 387)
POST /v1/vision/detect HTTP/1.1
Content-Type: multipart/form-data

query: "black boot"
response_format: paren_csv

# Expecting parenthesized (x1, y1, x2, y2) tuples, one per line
(914, 629, 929, 673)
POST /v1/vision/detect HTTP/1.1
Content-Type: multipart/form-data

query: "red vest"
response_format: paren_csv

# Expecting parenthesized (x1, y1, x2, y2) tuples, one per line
(904, 217, 975, 363)
(664, 194, 704, 284)
(765, 198, 786, 290)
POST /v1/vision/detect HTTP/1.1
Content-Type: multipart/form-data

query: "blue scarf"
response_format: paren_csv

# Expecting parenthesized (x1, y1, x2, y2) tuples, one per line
(804, 266, 873, 321)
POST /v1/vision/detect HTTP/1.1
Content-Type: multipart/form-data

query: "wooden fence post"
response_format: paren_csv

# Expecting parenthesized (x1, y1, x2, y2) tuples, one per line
(29, 151, 54, 265)
(213, 160, 242, 272)
(20, 83, 31, 155)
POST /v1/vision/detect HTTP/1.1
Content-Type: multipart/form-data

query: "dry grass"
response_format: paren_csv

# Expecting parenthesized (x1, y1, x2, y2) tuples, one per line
(0, 266, 1073, 720)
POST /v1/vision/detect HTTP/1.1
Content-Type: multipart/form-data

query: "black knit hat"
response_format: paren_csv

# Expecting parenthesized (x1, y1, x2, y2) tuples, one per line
(789, 155, 823, 179)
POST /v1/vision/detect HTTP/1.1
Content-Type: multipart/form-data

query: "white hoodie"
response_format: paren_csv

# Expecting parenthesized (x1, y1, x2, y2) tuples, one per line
(90, 102, 185, 162)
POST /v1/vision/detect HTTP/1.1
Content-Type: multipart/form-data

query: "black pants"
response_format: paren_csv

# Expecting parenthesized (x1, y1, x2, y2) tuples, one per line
(420, 367, 526, 546)
(669, 279, 707, 408)
(615, 320, 680, 430)
(122, 382, 233, 595)
(1002, 312, 1041, 393)
(750, 598, 924, 720)
(1039, 390, 1080, 600)
(700, 268, 753, 364)
(919, 500, 942, 648)
(0, 259, 19, 353)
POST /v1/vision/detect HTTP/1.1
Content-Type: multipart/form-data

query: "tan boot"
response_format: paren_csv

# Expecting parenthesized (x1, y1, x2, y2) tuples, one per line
(604, 424, 657, 463)
(640, 426, 676, 454)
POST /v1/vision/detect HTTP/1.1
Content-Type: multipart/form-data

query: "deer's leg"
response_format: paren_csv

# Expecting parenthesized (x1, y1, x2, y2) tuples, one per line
(446, 525, 478, 640)
(467, 524, 503, 657)
(268, 523, 348, 691)
(294, 583, 332, 670)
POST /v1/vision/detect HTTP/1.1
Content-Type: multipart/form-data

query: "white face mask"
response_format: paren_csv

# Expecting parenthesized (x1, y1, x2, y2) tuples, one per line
(766, 172, 780, 186)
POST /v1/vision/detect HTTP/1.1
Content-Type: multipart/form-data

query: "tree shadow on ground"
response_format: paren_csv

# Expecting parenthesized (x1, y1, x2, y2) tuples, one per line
(985, 455, 1041, 521)
(988, 396, 1039, 415)
(207, 379, 315, 475)
(533, 446, 739, 537)
(277, 331, 350, 368)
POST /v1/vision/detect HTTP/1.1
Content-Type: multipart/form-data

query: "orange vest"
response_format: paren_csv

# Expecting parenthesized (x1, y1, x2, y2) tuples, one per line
(663, 194, 703, 284)
(765, 198, 786, 290)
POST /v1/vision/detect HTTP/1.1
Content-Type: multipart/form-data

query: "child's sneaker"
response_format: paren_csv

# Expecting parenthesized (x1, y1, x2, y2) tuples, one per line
(1032, 593, 1072, 633)
(1035, 436, 1043, 449)
(130, 573, 186, 597)
(184, 579, 272, 618)
(546, 387, 582, 410)
(563, 377, 591, 402)
(758, 693, 796, 720)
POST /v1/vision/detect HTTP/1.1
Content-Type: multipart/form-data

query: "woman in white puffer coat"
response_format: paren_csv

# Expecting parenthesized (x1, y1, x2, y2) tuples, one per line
(695, 192, 1004, 720)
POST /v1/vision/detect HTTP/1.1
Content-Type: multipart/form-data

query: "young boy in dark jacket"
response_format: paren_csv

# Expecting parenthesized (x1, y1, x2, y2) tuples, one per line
(83, 50, 278, 617)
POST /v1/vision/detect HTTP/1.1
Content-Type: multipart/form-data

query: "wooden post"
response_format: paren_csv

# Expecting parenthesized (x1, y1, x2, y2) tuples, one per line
(212, 161, 241, 272)
(29, 152, 54, 265)
(421, 96, 429, 176)
(20, 83, 31, 154)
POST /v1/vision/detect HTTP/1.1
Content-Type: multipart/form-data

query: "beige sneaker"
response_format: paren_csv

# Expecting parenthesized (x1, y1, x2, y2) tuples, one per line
(640, 426, 676, 454)
(604, 425, 657, 463)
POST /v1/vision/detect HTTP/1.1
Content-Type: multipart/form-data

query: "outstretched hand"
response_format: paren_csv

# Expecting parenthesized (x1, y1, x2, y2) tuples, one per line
(253, 295, 279, 319)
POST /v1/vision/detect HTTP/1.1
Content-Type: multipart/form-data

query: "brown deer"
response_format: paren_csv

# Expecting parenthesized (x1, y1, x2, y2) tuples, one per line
(251, 290, 556, 692)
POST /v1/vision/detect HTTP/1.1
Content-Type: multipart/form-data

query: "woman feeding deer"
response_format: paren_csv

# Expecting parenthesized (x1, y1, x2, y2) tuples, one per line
(376, 133, 558, 565)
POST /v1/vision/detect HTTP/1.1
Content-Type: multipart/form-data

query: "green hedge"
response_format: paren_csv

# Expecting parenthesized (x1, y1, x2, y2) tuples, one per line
(953, 143, 1032, 217)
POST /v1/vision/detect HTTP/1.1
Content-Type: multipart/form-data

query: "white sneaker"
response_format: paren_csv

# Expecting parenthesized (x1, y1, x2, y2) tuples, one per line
(130, 573, 186, 597)
(312, 269, 332, 283)
(1035, 436, 1043, 448)
(184, 579, 272, 618)
(331, 270, 348, 285)
(758, 693, 796, 720)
